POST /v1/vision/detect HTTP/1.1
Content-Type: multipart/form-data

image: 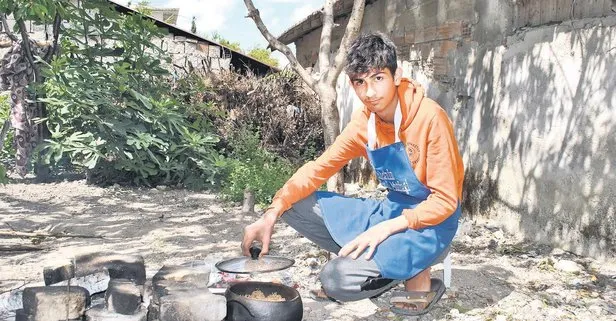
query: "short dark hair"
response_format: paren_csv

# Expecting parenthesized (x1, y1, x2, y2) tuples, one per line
(344, 32, 397, 76)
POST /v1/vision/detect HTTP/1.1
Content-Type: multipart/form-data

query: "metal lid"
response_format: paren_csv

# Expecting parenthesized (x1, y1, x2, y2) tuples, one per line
(215, 246, 294, 274)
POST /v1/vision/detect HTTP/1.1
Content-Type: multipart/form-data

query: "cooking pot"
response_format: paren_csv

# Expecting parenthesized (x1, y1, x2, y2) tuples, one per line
(225, 281, 303, 321)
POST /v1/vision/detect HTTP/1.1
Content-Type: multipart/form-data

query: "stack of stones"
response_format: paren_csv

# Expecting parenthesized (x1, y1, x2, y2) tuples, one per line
(14, 252, 226, 321)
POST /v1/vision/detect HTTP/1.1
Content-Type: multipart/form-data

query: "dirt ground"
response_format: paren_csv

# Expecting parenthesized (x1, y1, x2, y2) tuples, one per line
(0, 179, 615, 321)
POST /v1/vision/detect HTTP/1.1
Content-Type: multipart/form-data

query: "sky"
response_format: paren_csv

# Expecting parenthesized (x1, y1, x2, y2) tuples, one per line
(111, 0, 325, 66)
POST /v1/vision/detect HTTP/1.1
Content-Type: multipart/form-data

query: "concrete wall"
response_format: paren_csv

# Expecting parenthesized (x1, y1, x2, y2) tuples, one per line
(293, 0, 616, 259)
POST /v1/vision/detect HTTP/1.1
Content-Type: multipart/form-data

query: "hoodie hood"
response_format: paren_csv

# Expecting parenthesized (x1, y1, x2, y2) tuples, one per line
(397, 78, 425, 131)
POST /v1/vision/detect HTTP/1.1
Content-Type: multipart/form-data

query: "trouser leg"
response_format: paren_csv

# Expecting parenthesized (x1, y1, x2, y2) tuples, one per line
(281, 193, 399, 301)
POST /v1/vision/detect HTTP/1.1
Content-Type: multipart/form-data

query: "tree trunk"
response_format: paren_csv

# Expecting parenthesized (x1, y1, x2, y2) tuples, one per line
(318, 84, 345, 194)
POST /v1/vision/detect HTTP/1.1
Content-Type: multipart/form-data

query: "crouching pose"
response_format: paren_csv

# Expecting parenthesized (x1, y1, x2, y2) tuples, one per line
(241, 32, 464, 316)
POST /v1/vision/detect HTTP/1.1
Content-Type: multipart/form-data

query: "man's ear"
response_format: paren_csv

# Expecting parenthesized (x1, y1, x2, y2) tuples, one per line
(394, 67, 403, 85)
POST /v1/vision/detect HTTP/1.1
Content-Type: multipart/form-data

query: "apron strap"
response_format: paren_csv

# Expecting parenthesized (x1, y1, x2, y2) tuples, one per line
(367, 101, 403, 150)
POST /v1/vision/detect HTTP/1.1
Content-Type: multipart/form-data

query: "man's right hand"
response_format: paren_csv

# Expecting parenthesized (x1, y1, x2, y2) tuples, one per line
(241, 209, 279, 257)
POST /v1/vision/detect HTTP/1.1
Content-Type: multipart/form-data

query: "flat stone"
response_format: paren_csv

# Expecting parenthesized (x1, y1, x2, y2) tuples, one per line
(22, 286, 89, 321)
(147, 303, 160, 321)
(85, 304, 147, 321)
(43, 259, 75, 285)
(105, 279, 143, 315)
(159, 289, 226, 321)
(152, 279, 208, 305)
(75, 252, 146, 285)
(555, 259, 583, 274)
(152, 264, 210, 285)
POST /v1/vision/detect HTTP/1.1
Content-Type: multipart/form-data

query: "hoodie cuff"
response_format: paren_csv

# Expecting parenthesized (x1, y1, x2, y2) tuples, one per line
(403, 208, 420, 230)
(267, 198, 290, 218)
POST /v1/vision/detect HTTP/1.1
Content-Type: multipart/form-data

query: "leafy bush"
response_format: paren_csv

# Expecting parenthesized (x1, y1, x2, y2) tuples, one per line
(204, 70, 323, 165)
(219, 127, 295, 205)
(37, 0, 220, 188)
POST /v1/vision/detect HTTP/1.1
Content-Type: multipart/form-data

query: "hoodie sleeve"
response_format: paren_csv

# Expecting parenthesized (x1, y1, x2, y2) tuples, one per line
(403, 109, 463, 230)
(268, 111, 367, 216)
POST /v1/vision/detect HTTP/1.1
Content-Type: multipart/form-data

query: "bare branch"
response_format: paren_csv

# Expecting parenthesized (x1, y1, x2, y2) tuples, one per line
(243, 0, 316, 90)
(1, 13, 18, 42)
(327, 0, 366, 86)
(16, 19, 40, 82)
(318, 0, 335, 78)
(44, 13, 62, 62)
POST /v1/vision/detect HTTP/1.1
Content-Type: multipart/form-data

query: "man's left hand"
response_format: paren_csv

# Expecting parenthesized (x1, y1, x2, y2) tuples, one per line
(338, 215, 409, 260)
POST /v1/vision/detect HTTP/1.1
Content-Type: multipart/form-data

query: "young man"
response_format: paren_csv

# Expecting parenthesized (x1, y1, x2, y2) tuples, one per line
(241, 32, 464, 315)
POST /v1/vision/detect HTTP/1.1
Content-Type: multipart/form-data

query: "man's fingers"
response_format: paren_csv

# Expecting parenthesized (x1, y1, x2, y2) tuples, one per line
(339, 242, 356, 257)
(261, 237, 271, 257)
(364, 243, 376, 260)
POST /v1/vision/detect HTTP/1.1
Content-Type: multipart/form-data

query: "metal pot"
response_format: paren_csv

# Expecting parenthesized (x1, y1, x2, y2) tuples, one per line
(225, 281, 303, 321)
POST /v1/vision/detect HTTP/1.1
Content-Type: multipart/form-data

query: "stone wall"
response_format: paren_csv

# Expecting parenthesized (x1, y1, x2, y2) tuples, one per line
(293, 0, 616, 259)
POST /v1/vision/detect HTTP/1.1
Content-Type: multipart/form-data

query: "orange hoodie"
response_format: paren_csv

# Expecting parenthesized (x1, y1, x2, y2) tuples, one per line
(269, 79, 464, 230)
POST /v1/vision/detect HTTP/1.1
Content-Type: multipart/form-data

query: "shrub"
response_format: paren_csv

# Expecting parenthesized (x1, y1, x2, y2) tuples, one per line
(37, 0, 220, 188)
(218, 127, 295, 205)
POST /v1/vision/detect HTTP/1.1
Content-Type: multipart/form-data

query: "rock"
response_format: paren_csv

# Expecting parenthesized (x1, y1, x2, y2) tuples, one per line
(86, 304, 147, 321)
(555, 260, 583, 274)
(495, 315, 508, 321)
(105, 279, 143, 315)
(449, 308, 460, 317)
(152, 280, 208, 305)
(492, 230, 504, 239)
(528, 299, 543, 310)
(488, 239, 498, 250)
(588, 305, 604, 315)
(159, 289, 226, 321)
(153, 264, 210, 285)
(22, 286, 89, 321)
(208, 205, 224, 214)
(156, 185, 168, 191)
(551, 248, 566, 256)
(74, 252, 146, 285)
(43, 259, 75, 285)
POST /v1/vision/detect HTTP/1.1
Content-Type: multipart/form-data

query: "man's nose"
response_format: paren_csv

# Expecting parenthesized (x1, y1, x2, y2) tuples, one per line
(365, 84, 376, 98)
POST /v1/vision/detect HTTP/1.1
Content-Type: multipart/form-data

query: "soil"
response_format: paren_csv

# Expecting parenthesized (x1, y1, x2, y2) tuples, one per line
(1, 179, 615, 321)
(245, 289, 285, 302)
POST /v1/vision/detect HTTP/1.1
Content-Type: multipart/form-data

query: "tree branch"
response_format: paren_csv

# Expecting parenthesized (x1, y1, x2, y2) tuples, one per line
(327, 0, 366, 86)
(1, 13, 18, 42)
(243, 0, 316, 91)
(44, 13, 62, 62)
(318, 0, 335, 78)
(16, 19, 40, 82)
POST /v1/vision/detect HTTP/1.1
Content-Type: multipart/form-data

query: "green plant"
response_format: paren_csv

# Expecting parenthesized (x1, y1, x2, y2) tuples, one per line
(0, 92, 13, 161)
(36, 0, 221, 188)
(248, 46, 279, 67)
(219, 128, 295, 205)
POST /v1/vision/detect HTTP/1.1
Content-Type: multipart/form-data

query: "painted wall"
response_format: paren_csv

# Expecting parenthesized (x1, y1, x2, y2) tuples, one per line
(292, 0, 616, 259)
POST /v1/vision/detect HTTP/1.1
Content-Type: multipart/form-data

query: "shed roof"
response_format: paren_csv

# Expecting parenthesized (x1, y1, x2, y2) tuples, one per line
(109, 1, 278, 75)
(277, 0, 378, 45)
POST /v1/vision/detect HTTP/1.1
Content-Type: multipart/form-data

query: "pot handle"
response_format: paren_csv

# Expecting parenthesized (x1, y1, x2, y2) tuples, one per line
(227, 299, 255, 319)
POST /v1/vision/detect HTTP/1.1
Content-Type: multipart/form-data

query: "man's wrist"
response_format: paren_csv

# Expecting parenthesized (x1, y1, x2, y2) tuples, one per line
(262, 210, 279, 224)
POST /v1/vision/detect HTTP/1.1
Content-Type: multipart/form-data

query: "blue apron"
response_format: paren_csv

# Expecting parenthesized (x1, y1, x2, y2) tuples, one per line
(318, 103, 461, 280)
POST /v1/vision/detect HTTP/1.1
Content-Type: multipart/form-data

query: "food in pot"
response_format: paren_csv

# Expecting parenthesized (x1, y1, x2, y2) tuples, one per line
(244, 289, 286, 302)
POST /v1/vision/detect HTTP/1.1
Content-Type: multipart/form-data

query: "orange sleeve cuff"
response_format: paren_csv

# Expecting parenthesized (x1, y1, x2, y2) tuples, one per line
(268, 198, 290, 218)
(403, 209, 420, 230)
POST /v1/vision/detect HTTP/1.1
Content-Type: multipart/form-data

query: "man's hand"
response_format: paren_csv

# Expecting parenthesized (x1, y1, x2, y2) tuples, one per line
(241, 209, 279, 257)
(338, 215, 409, 260)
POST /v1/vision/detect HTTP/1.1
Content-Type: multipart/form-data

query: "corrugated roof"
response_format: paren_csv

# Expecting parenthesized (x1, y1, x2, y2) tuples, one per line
(277, 0, 378, 45)
(108, 0, 278, 75)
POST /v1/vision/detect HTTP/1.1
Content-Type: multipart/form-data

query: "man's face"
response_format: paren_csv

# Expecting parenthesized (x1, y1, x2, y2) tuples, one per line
(349, 68, 400, 114)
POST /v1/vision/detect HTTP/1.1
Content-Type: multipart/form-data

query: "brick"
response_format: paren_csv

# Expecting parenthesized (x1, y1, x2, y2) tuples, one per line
(159, 289, 226, 321)
(74, 252, 146, 285)
(22, 286, 89, 321)
(105, 279, 142, 315)
(86, 304, 147, 321)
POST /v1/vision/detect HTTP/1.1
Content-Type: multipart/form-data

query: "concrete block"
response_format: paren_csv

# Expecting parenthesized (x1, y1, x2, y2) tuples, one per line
(22, 286, 89, 321)
(105, 279, 142, 315)
(15, 309, 32, 321)
(86, 304, 147, 321)
(159, 289, 226, 321)
(75, 252, 146, 285)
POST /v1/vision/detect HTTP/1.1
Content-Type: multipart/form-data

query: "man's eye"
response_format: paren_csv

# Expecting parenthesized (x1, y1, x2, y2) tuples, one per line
(354, 80, 364, 86)
(375, 76, 383, 81)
